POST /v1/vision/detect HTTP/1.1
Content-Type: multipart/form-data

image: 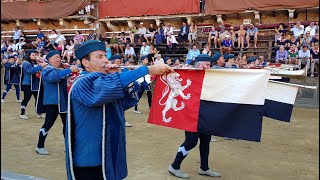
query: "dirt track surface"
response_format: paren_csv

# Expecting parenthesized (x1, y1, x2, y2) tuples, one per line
(1, 90, 319, 180)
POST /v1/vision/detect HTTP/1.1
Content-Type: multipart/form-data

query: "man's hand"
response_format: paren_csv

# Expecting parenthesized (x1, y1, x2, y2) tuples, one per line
(147, 64, 174, 75)
(70, 65, 79, 72)
(104, 64, 121, 74)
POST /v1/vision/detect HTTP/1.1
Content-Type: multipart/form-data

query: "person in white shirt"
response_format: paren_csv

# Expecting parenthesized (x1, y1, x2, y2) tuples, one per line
(153, 54, 164, 65)
(164, 23, 174, 37)
(13, 27, 21, 42)
(290, 21, 304, 39)
(7, 40, 17, 53)
(304, 22, 317, 37)
(124, 44, 136, 61)
(167, 32, 178, 53)
(139, 42, 150, 63)
(55, 30, 66, 45)
(137, 22, 147, 44)
(298, 44, 311, 71)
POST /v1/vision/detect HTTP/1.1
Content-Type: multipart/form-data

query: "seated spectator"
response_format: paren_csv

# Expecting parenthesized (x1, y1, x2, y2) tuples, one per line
(289, 21, 304, 40)
(105, 41, 112, 59)
(285, 34, 300, 49)
(164, 22, 174, 38)
(310, 42, 319, 77)
(15, 31, 26, 50)
(276, 45, 289, 64)
(53, 40, 65, 54)
(1, 40, 7, 54)
(246, 23, 259, 48)
(148, 44, 159, 63)
(166, 32, 178, 53)
(73, 30, 85, 44)
(311, 31, 319, 47)
(139, 41, 150, 60)
(37, 38, 46, 53)
(7, 39, 16, 53)
(275, 34, 287, 49)
(288, 44, 299, 65)
(118, 32, 127, 54)
(63, 40, 75, 64)
(87, 29, 97, 40)
(237, 24, 246, 49)
(304, 22, 317, 37)
(137, 22, 147, 44)
(144, 23, 156, 44)
(178, 21, 189, 44)
(32, 28, 45, 48)
(74, 39, 80, 50)
(220, 35, 233, 55)
(208, 24, 218, 48)
(157, 22, 166, 44)
(298, 44, 311, 71)
(129, 25, 138, 44)
(46, 29, 58, 50)
(275, 23, 286, 37)
(188, 21, 197, 44)
(186, 43, 200, 65)
(258, 55, 268, 67)
(109, 33, 119, 54)
(124, 44, 136, 62)
(202, 44, 212, 57)
(300, 31, 313, 48)
(55, 30, 66, 45)
(217, 25, 230, 48)
(153, 54, 164, 65)
(229, 26, 236, 47)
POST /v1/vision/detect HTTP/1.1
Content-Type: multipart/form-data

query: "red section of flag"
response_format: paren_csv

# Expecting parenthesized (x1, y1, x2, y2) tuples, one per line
(67, 72, 80, 93)
(148, 70, 205, 132)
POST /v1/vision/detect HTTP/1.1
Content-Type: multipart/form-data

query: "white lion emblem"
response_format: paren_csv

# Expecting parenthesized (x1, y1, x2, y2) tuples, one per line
(159, 72, 192, 123)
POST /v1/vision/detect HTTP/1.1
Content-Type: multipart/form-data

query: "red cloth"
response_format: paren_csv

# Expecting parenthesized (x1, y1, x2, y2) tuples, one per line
(148, 70, 205, 132)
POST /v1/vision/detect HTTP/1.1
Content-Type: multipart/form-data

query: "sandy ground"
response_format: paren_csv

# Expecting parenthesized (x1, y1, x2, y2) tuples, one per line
(1, 88, 319, 180)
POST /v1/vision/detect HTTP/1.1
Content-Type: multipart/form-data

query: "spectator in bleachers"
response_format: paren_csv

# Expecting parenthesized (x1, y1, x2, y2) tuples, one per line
(207, 24, 218, 48)
(300, 31, 313, 49)
(7, 39, 16, 53)
(275, 23, 286, 36)
(16, 31, 26, 50)
(157, 22, 166, 44)
(55, 30, 66, 45)
(118, 32, 127, 54)
(289, 21, 304, 40)
(124, 44, 136, 62)
(105, 41, 112, 60)
(74, 39, 80, 51)
(275, 45, 288, 64)
(12, 26, 21, 43)
(145, 23, 156, 44)
(46, 30, 58, 51)
(164, 22, 174, 38)
(139, 41, 150, 60)
(109, 33, 119, 54)
(246, 23, 259, 48)
(298, 44, 311, 71)
(229, 26, 236, 48)
(217, 25, 230, 48)
(53, 41, 65, 55)
(311, 31, 319, 47)
(237, 24, 246, 49)
(186, 43, 200, 65)
(220, 35, 233, 55)
(1, 40, 7, 54)
(129, 25, 138, 44)
(167, 32, 178, 53)
(202, 44, 212, 57)
(310, 42, 319, 77)
(73, 30, 85, 44)
(275, 34, 287, 49)
(288, 44, 299, 65)
(304, 22, 317, 37)
(36, 38, 46, 53)
(258, 55, 267, 66)
(154, 54, 164, 65)
(148, 44, 159, 63)
(188, 21, 197, 44)
(137, 22, 147, 44)
(178, 21, 189, 44)
(87, 29, 97, 40)
(63, 40, 75, 64)
(285, 34, 300, 49)
(32, 28, 45, 48)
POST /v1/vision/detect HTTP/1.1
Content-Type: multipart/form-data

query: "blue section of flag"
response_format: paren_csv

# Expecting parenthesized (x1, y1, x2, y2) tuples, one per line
(263, 99, 294, 122)
(198, 100, 264, 142)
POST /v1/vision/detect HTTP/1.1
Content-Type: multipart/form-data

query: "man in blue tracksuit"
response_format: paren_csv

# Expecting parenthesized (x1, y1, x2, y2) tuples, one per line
(35, 50, 79, 155)
(20, 49, 47, 120)
(65, 40, 173, 180)
(1, 55, 21, 103)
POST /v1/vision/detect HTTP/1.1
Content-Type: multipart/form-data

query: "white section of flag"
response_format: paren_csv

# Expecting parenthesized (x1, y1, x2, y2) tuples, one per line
(200, 69, 270, 105)
(266, 82, 298, 105)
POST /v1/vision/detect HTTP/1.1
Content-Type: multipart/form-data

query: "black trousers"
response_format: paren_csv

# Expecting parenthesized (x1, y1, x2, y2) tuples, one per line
(37, 105, 66, 148)
(21, 85, 38, 115)
(134, 90, 152, 111)
(73, 166, 103, 180)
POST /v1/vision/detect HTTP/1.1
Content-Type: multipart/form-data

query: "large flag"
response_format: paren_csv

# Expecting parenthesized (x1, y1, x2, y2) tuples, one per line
(263, 81, 298, 122)
(148, 69, 270, 142)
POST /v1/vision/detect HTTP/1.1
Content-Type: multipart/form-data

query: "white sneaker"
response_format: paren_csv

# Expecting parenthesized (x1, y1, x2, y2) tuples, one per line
(20, 115, 28, 120)
(35, 147, 49, 155)
(125, 121, 132, 127)
(199, 168, 221, 177)
(133, 110, 142, 114)
(1, 99, 5, 103)
(168, 165, 190, 179)
(16, 100, 22, 103)
(311, 74, 314, 77)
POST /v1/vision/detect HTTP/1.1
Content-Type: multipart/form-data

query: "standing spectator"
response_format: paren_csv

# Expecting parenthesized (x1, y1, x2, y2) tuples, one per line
(310, 42, 319, 77)
(186, 43, 200, 65)
(87, 29, 97, 40)
(220, 35, 233, 55)
(289, 21, 304, 40)
(137, 22, 147, 44)
(237, 24, 246, 48)
(217, 25, 229, 48)
(73, 30, 85, 44)
(124, 44, 136, 62)
(246, 23, 259, 48)
(167, 32, 178, 53)
(298, 44, 311, 71)
(178, 21, 189, 44)
(304, 22, 317, 37)
(164, 22, 174, 38)
(276, 45, 289, 64)
(55, 30, 66, 45)
(144, 23, 156, 44)
(129, 25, 138, 44)
(109, 33, 119, 54)
(188, 21, 198, 44)
(13, 27, 21, 42)
(208, 24, 218, 48)
(139, 42, 150, 60)
(300, 31, 313, 48)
